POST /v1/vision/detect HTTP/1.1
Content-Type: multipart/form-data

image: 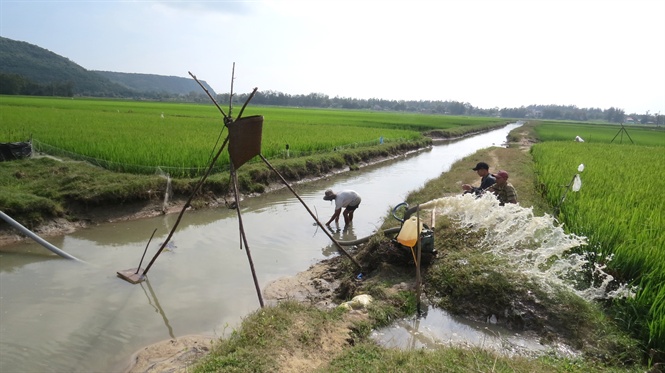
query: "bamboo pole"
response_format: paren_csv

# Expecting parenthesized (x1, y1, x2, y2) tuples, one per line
(415, 205, 423, 314)
(230, 163, 264, 308)
(140, 136, 230, 279)
(188, 71, 228, 120)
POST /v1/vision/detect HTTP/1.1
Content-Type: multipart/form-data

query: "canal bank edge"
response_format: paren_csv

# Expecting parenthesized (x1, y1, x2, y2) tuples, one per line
(0, 139, 434, 247)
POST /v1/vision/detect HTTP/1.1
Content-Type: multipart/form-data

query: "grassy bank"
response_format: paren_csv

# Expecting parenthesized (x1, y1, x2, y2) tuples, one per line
(0, 139, 434, 230)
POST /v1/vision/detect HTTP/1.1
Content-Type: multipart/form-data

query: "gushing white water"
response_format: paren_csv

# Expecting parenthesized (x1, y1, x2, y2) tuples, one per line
(419, 194, 634, 300)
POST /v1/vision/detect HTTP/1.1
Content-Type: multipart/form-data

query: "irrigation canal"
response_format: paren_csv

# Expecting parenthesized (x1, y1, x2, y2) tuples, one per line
(0, 123, 523, 372)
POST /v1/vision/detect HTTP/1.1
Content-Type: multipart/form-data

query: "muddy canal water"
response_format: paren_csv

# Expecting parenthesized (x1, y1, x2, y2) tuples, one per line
(0, 123, 522, 372)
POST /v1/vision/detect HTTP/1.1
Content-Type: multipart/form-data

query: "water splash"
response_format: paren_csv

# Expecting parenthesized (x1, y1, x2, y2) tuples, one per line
(419, 194, 634, 300)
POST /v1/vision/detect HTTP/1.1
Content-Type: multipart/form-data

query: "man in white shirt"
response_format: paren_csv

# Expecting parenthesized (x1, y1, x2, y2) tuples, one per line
(323, 189, 362, 226)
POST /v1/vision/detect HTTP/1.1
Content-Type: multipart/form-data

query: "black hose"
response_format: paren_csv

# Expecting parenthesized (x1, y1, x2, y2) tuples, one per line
(336, 226, 401, 246)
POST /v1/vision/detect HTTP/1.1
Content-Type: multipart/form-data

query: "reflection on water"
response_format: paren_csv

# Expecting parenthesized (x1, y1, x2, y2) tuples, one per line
(0, 251, 61, 273)
(140, 278, 175, 339)
(0, 123, 522, 372)
(372, 307, 553, 356)
(322, 223, 358, 257)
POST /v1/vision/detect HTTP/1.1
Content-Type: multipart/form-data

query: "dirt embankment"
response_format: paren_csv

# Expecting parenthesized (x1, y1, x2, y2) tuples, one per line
(0, 198, 190, 247)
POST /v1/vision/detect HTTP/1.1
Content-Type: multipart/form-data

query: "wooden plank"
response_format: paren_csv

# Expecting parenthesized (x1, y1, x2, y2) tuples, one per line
(117, 268, 146, 284)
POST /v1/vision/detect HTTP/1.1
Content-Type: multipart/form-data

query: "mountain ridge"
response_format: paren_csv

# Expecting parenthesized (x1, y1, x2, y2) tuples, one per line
(0, 36, 215, 97)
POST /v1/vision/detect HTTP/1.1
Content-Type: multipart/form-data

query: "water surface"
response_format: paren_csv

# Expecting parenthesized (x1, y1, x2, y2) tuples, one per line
(0, 123, 521, 372)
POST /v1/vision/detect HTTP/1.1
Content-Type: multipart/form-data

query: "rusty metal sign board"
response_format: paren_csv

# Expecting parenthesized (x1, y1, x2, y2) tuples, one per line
(228, 115, 264, 169)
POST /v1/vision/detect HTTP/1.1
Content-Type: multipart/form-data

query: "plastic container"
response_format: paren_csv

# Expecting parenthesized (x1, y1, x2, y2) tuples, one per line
(396, 216, 423, 248)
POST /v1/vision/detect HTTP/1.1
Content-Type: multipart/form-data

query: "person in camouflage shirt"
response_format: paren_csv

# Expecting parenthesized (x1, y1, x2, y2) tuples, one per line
(488, 170, 517, 205)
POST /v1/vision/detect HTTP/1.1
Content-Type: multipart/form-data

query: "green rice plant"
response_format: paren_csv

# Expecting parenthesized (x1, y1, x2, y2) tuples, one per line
(531, 141, 665, 353)
(534, 120, 665, 147)
(1, 95, 507, 177)
(241, 106, 504, 131)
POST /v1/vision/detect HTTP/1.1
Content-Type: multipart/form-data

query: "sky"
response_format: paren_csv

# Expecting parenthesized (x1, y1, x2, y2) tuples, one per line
(1, 0, 664, 114)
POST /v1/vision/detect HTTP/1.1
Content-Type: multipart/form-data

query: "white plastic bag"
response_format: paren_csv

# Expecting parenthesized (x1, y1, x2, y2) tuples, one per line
(572, 174, 582, 192)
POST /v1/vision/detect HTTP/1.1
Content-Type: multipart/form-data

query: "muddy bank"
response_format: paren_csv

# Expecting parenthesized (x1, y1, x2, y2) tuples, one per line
(0, 198, 190, 247)
(124, 335, 216, 373)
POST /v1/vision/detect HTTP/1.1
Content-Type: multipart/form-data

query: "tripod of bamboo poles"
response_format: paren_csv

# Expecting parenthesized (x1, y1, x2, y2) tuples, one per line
(610, 123, 634, 144)
(118, 65, 363, 309)
(193, 65, 362, 272)
(117, 66, 265, 308)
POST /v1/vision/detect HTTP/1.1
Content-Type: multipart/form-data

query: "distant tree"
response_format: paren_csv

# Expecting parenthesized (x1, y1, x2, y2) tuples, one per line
(605, 107, 625, 123)
(448, 101, 467, 115)
(500, 106, 528, 118)
(0, 73, 74, 97)
(542, 107, 561, 119)
(0, 73, 25, 94)
(393, 101, 406, 111)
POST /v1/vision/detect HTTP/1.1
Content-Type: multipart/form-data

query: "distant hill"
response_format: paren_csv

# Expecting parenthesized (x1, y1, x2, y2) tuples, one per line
(94, 70, 216, 96)
(0, 37, 215, 97)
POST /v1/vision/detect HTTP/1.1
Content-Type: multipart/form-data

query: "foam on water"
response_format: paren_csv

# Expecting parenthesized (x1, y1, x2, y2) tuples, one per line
(419, 194, 634, 300)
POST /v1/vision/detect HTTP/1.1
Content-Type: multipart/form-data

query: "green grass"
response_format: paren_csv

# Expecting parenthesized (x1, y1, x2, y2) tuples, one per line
(323, 342, 643, 373)
(0, 156, 167, 226)
(194, 301, 347, 373)
(0, 137, 435, 228)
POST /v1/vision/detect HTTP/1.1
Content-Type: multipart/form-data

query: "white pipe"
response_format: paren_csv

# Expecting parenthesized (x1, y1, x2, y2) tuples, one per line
(0, 210, 84, 262)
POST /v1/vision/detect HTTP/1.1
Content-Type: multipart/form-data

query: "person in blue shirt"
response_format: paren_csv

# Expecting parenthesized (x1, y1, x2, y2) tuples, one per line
(462, 162, 496, 196)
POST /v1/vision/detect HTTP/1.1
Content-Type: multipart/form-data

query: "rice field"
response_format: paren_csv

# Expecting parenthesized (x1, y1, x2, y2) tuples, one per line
(531, 121, 665, 353)
(1, 96, 506, 176)
(534, 119, 665, 146)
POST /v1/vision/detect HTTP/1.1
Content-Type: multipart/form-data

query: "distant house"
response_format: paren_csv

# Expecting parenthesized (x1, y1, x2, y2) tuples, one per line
(625, 117, 635, 124)
(526, 110, 542, 118)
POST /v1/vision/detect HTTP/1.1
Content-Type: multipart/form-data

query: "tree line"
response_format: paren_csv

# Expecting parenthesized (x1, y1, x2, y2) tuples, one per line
(0, 73, 74, 97)
(222, 90, 661, 125)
